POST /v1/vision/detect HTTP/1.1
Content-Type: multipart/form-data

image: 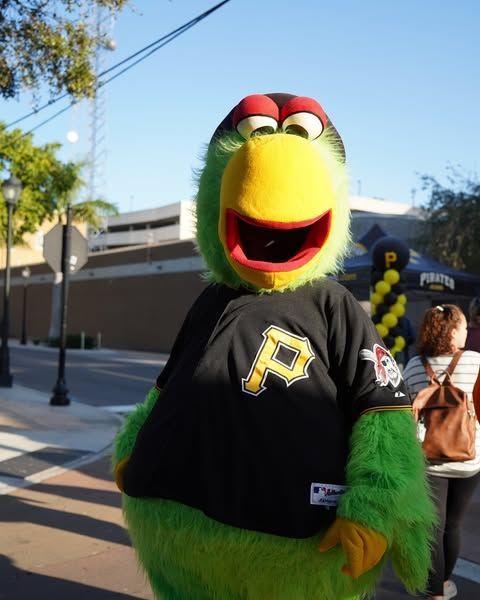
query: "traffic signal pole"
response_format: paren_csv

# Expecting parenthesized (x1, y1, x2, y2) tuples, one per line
(51, 205, 72, 406)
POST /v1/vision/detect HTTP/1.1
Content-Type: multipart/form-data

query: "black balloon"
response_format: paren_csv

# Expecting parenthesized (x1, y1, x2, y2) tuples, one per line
(384, 335, 395, 348)
(372, 314, 380, 324)
(384, 292, 397, 306)
(392, 283, 405, 295)
(371, 270, 384, 284)
(376, 304, 389, 318)
(372, 236, 410, 272)
(391, 326, 403, 338)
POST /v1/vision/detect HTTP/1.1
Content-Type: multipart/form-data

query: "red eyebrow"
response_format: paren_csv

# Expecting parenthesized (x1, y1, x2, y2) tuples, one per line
(280, 96, 327, 128)
(233, 94, 280, 128)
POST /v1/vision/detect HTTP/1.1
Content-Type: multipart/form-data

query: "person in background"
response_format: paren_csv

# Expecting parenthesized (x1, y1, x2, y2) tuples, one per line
(403, 304, 480, 600)
(402, 315, 416, 363)
(465, 297, 480, 352)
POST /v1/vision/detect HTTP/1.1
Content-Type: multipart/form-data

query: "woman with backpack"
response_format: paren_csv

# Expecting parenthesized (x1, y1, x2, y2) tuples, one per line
(403, 304, 480, 600)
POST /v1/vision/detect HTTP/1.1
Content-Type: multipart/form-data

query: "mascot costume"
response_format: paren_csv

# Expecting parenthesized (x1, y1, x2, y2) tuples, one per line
(113, 93, 435, 599)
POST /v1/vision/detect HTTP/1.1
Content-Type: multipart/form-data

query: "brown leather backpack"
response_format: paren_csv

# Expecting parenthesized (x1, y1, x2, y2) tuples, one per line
(412, 352, 476, 462)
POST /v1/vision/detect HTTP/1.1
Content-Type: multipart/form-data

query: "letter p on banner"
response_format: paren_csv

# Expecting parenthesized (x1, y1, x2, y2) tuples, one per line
(385, 251, 397, 269)
(242, 325, 315, 396)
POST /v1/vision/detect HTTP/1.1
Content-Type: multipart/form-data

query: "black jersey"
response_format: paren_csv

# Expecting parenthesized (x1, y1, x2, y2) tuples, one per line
(123, 279, 411, 538)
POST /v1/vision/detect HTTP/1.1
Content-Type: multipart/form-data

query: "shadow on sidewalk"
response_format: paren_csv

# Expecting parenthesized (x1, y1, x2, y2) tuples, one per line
(0, 489, 130, 547)
(23, 479, 122, 507)
(27, 454, 122, 508)
(0, 555, 142, 600)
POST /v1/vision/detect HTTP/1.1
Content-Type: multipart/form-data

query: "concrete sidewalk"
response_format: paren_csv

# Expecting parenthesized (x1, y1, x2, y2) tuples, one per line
(0, 384, 123, 496)
(1, 384, 479, 598)
(0, 455, 152, 599)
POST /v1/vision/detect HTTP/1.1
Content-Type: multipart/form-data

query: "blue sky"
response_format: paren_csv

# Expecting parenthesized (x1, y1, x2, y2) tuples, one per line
(2, 0, 479, 214)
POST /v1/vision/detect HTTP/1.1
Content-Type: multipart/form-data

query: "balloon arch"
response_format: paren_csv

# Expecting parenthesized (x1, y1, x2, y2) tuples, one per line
(369, 236, 410, 359)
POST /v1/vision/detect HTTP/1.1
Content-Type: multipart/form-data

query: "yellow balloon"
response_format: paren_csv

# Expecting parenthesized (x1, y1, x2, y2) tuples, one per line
(390, 345, 400, 355)
(390, 303, 405, 318)
(382, 312, 398, 329)
(371, 304, 377, 316)
(375, 280, 391, 296)
(384, 269, 400, 285)
(395, 336, 406, 350)
(370, 292, 383, 305)
(397, 294, 407, 305)
(376, 323, 389, 338)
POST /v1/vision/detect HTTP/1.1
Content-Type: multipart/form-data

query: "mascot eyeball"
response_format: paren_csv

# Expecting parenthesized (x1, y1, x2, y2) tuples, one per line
(113, 93, 435, 600)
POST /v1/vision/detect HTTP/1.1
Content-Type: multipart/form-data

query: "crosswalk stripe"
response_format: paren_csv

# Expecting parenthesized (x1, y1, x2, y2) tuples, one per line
(90, 368, 153, 382)
(0, 435, 46, 463)
(102, 404, 137, 414)
(454, 557, 480, 584)
(0, 446, 111, 496)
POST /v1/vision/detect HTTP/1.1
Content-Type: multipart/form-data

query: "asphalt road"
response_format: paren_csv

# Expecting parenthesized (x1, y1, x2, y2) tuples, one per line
(9, 343, 167, 408)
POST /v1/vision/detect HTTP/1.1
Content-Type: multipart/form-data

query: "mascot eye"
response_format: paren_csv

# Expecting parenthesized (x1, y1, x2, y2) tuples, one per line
(236, 115, 278, 140)
(281, 112, 324, 140)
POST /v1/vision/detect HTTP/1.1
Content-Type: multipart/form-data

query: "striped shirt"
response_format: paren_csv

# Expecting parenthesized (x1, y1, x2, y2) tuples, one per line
(403, 351, 480, 478)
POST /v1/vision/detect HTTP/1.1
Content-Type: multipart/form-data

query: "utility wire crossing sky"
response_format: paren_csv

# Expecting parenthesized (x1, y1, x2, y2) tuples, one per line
(1, 0, 478, 214)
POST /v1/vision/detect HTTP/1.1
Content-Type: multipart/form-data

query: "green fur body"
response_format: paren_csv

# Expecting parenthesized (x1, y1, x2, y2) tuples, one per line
(113, 388, 434, 599)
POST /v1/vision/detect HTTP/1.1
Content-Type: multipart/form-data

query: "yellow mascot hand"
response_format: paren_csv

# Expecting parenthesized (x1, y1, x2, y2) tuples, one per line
(113, 456, 130, 492)
(318, 517, 387, 578)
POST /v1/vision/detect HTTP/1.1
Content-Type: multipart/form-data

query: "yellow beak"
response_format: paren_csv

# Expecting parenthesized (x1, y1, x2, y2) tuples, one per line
(219, 134, 336, 290)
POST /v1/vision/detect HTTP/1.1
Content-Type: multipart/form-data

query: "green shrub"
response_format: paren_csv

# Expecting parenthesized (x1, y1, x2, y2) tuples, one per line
(47, 334, 96, 349)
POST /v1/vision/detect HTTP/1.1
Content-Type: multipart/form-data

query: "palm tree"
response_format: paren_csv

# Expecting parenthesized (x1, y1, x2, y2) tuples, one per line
(47, 161, 118, 339)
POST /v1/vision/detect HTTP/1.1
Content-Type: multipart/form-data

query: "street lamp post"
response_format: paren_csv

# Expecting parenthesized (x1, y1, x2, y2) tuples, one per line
(0, 174, 22, 387)
(20, 266, 31, 345)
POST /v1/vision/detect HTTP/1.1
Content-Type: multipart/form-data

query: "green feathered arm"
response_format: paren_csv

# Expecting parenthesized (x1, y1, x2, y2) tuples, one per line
(337, 410, 436, 594)
(112, 386, 160, 470)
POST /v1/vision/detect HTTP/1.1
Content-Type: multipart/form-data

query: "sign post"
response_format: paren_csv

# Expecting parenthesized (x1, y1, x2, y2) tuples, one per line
(43, 210, 88, 406)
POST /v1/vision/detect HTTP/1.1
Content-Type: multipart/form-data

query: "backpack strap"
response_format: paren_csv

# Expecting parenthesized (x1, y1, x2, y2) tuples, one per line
(421, 351, 464, 385)
(421, 356, 439, 383)
(445, 351, 463, 377)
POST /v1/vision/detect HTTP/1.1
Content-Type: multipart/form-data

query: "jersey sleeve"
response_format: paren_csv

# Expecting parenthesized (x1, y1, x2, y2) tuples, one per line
(327, 290, 412, 423)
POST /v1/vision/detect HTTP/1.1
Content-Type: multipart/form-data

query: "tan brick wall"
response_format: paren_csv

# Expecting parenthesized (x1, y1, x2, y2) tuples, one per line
(8, 240, 207, 352)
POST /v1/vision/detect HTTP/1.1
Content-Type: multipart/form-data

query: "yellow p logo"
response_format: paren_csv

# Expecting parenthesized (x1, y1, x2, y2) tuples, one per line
(242, 325, 315, 396)
(385, 251, 397, 269)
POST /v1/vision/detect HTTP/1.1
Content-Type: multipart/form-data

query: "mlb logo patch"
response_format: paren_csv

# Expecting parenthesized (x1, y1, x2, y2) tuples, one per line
(310, 482, 347, 507)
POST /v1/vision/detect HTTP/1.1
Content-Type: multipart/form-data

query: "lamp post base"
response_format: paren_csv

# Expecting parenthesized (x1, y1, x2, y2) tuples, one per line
(50, 381, 70, 406)
(0, 341, 13, 387)
(0, 372, 13, 387)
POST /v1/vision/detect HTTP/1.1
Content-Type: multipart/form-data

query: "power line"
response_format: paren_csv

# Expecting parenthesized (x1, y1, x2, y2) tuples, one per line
(24, 103, 76, 136)
(7, 0, 232, 133)
(6, 93, 70, 129)
(95, 18, 199, 90)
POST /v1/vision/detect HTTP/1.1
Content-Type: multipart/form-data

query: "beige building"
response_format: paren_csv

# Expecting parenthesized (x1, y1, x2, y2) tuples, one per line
(1, 217, 88, 269)
(89, 201, 195, 251)
(349, 195, 422, 246)
(4, 196, 441, 352)
(3, 196, 416, 269)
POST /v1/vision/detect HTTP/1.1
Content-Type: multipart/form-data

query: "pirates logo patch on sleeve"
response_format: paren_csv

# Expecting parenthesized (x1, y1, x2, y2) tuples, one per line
(360, 343, 402, 388)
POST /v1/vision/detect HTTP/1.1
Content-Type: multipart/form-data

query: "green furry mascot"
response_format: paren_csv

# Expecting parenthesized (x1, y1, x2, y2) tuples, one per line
(113, 93, 435, 599)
